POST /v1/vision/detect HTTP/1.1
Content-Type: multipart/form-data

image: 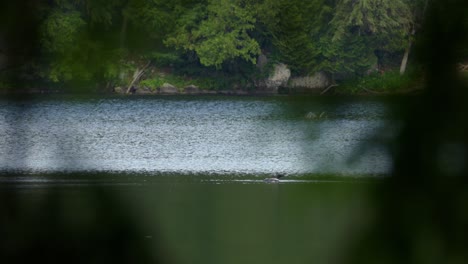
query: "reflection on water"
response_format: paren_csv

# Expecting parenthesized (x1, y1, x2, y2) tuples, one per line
(0, 95, 397, 175)
(0, 172, 373, 264)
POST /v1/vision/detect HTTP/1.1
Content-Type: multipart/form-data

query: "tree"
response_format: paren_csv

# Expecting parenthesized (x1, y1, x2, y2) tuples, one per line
(399, 0, 430, 75)
(325, 0, 412, 75)
(268, 0, 324, 74)
(331, 0, 411, 41)
(40, 9, 92, 82)
(38, 0, 168, 84)
(165, 0, 260, 69)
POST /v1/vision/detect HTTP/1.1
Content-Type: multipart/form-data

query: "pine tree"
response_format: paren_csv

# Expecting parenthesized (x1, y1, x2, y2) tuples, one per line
(324, 0, 412, 75)
(269, 0, 324, 74)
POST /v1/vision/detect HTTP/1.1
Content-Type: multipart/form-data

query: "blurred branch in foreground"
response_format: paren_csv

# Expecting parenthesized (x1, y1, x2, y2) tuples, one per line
(346, 1, 468, 263)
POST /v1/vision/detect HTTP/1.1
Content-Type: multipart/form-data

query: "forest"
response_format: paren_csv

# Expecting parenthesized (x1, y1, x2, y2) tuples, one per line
(0, 0, 466, 93)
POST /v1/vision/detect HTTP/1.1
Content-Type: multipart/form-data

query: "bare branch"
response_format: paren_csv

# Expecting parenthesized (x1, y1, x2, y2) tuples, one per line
(320, 84, 338, 95)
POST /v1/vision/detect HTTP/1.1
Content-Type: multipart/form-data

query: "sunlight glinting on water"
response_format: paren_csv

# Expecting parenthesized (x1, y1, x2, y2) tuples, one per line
(0, 97, 393, 175)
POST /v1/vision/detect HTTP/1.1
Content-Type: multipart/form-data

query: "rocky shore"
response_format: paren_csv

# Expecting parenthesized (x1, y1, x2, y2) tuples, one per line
(113, 83, 287, 96)
(112, 61, 335, 96)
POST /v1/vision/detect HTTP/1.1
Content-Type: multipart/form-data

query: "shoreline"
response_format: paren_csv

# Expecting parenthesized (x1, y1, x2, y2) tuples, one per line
(0, 86, 424, 97)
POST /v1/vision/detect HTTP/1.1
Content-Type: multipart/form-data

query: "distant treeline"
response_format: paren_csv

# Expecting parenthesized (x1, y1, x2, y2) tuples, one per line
(2, 0, 463, 91)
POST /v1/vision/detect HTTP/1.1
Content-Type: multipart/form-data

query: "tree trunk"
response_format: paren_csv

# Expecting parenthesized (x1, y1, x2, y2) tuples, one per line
(400, 40, 412, 75)
(125, 61, 151, 94)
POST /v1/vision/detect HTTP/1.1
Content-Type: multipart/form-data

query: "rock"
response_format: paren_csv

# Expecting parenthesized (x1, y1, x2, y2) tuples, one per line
(289, 72, 331, 91)
(257, 63, 291, 92)
(135, 87, 153, 95)
(159, 83, 179, 94)
(142, 86, 156, 93)
(184, 85, 199, 94)
(114, 86, 125, 94)
(267, 63, 291, 91)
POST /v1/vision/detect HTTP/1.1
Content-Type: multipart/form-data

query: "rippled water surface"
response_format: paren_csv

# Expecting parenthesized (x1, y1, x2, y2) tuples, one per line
(0, 95, 396, 175)
(1, 95, 404, 264)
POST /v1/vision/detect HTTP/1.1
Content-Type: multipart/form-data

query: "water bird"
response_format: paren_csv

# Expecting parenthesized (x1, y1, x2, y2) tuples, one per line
(263, 173, 285, 183)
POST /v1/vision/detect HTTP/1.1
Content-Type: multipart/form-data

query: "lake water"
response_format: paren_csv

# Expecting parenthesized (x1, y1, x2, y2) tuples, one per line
(0, 95, 400, 264)
(0, 95, 396, 176)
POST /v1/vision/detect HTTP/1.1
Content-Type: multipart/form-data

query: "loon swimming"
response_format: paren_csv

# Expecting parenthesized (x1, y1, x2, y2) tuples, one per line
(263, 173, 285, 183)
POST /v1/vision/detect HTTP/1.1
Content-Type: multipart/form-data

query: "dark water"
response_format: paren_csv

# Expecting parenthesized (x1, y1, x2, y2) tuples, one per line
(0, 95, 398, 263)
(1, 173, 373, 264)
(0, 95, 396, 176)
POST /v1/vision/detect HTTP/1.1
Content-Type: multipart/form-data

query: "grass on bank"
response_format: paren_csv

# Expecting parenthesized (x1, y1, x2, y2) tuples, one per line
(138, 73, 253, 91)
(337, 70, 424, 94)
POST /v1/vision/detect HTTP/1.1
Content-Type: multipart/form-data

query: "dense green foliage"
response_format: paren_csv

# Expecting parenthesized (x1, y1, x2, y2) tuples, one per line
(166, 0, 260, 69)
(1, 0, 452, 92)
(339, 69, 422, 94)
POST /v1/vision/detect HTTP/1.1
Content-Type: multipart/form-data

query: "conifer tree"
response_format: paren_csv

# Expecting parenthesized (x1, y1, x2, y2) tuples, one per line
(269, 0, 323, 74)
(325, 0, 412, 75)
